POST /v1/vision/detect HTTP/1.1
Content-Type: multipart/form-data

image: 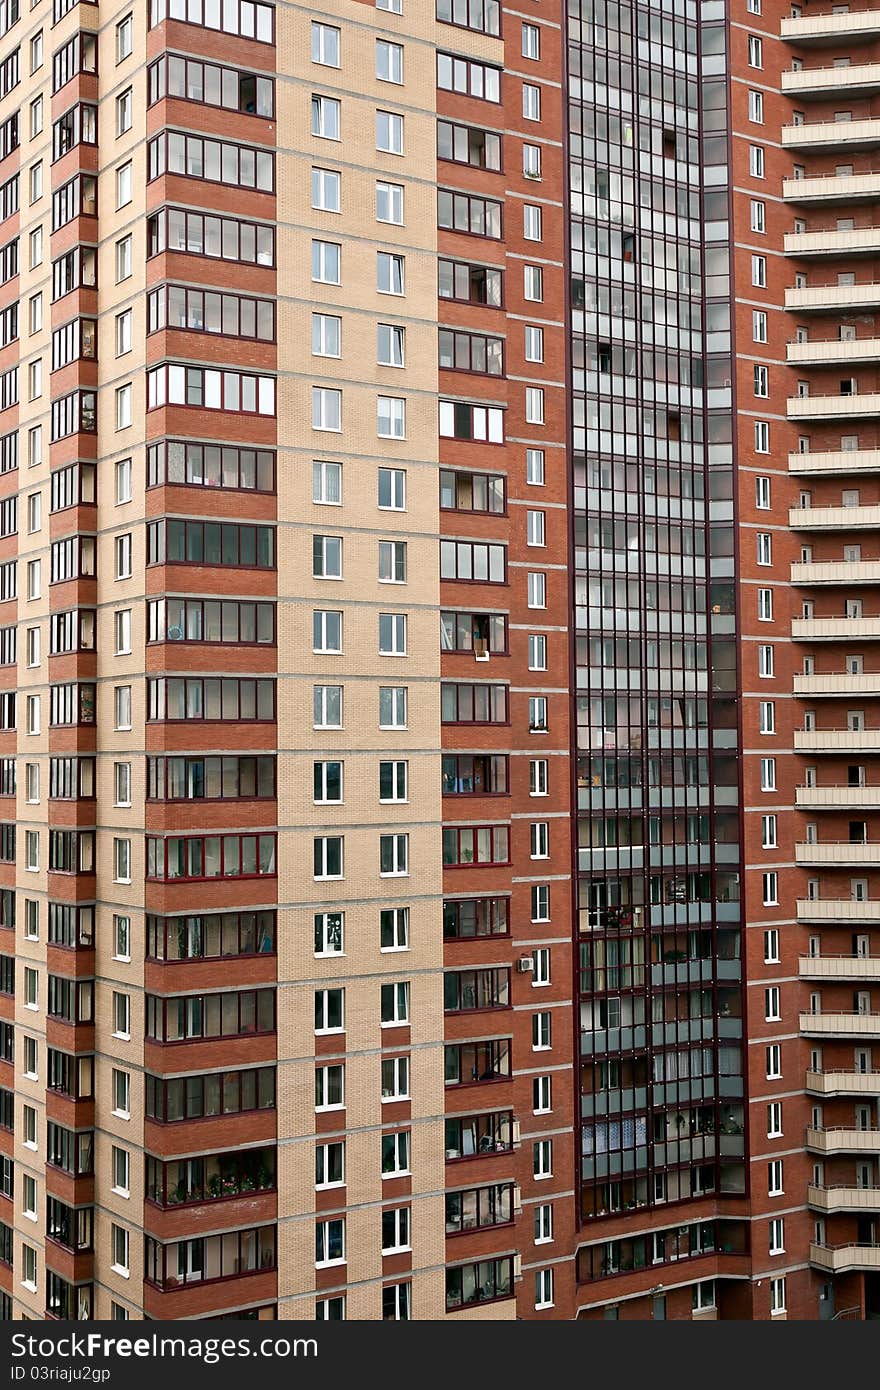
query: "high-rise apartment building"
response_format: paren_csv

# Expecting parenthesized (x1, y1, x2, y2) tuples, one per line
(0, 0, 879, 1327)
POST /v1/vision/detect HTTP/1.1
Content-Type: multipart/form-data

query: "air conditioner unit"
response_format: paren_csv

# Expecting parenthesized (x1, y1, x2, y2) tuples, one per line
(516, 956, 534, 973)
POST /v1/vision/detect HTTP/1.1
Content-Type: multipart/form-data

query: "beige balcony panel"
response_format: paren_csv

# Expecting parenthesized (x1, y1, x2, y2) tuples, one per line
(782, 12, 880, 42)
(782, 64, 880, 96)
(787, 340, 880, 367)
(807, 1127, 880, 1153)
(797, 899, 880, 922)
(785, 227, 880, 258)
(791, 558, 880, 583)
(794, 673, 880, 696)
(789, 448, 880, 474)
(810, 1243, 880, 1273)
(783, 172, 880, 202)
(796, 841, 880, 865)
(806, 1069, 880, 1095)
(793, 616, 880, 641)
(787, 393, 880, 421)
(796, 786, 880, 810)
(809, 1185, 880, 1212)
(791, 500, 880, 526)
(794, 730, 880, 752)
(785, 283, 880, 311)
(800, 954, 880, 980)
(783, 119, 880, 150)
(800, 1010, 880, 1036)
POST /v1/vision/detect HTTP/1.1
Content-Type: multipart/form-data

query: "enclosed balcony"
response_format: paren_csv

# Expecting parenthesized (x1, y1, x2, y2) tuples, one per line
(782, 11, 880, 43)
(793, 672, 880, 696)
(800, 1010, 880, 1037)
(791, 558, 880, 583)
(787, 393, 880, 421)
(789, 447, 880, 475)
(807, 1126, 880, 1154)
(783, 119, 880, 152)
(785, 283, 880, 311)
(796, 784, 880, 810)
(787, 340, 880, 368)
(800, 954, 880, 980)
(795, 729, 880, 752)
(809, 1185, 880, 1212)
(782, 64, 880, 97)
(810, 1242, 880, 1273)
(796, 841, 880, 866)
(793, 615, 880, 641)
(807, 1068, 880, 1095)
(783, 171, 880, 204)
(785, 226, 880, 258)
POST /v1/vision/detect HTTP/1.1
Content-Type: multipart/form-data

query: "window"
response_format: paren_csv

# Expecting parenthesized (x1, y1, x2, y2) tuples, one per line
(378, 324, 405, 368)
(767, 1101, 782, 1137)
(770, 1276, 786, 1314)
(382, 1130, 410, 1176)
(754, 366, 769, 400)
(377, 111, 404, 155)
(762, 814, 777, 849)
(764, 929, 780, 965)
(527, 510, 545, 547)
(380, 833, 408, 875)
(113, 1069, 130, 1118)
(533, 1139, 552, 1178)
(314, 836, 343, 880)
(112, 1146, 130, 1196)
(382, 1057, 409, 1099)
(22, 1243, 36, 1291)
(315, 989, 344, 1035)
(766, 1044, 781, 1080)
(752, 255, 766, 288)
(758, 589, 773, 622)
(314, 912, 343, 957)
(314, 761, 343, 805)
(116, 384, 132, 430)
(114, 839, 131, 884)
(528, 573, 546, 609)
(758, 643, 774, 677)
(756, 476, 771, 509)
(116, 310, 132, 357)
(316, 1064, 344, 1111)
(535, 1269, 553, 1310)
(115, 535, 132, 580)
(315, 1219, 345, 1268)
(379, 468, 406, 511)
(113, 915, 130, 961)
(532, 1011, 551, 1050)
(524, 204, 542, 241)
(313, 534, 342, 579)
(382, 1208, 410, 1254)
(116, 89, 133, 137)
(116, 235, 132, 283)
(748, 34, 763, 67)
(117, 15, 133, 62)
(114, 764, 131, 808)
(528, 635, 547, 672)
(311, 95, 340, 141)
(377, 252, 404, 295)
(314, 685, 342, 729)
(765, 986, 781, 1021)
(311, 168, 340, 213)
(749, 90, 764, 123)
(311, 22, 340, 67)
(381, 981, 410, 1025)
(376, 181, 404, 224)
(755, 421, 770, 453)
(379, 613, 406, 655)
(115, 686, 132, 731)
(749, 145, 764, 179)
(533, 1075, 551, 1113)
(312, 239, 340, 285)
(376, 40, 403, 83)
(523, 83, 541, 121)
(378, 396, 405, 438)
(379, 686, 407, 728)
(24, 967, 38, 1009)
(313, 460, 342, 506)
(116, 161, 132, 209)
(379, 761, 408, 802)
(114, 609, 132, 655)
(380, 908, 409, 952)
(768, 1160, 783, 1196)
(760, 757, 775, 792)
(525, 326, 544, 363)
(111, 1224, 130, 1276)
(524, 264, 543, 302)
(753, 310, 767, 344)
(113, 992, 131, 1039)
(315, 1142, 344, 1189)
(313, 387, 341, 432)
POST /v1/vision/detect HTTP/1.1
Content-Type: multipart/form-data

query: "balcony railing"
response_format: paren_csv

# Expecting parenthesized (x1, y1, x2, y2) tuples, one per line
(795, 729, 880, 753)
(795, 785, 880, 810)
(798, 899, 880, 923)
(806, 1126, 880, 1153)
(809, 1184, 880, 1213)
(781, 11, 880, 42)
(789, 447, 880, 473)
(806, 1068, 880, 1095)
(788, 393, 880, 421)
(796, 841, 880, 864)
(783, 171, 880, 203)
(787, 340, 880, 367)
(782, 63, 880, 95)
(800, 954, 880, 981)
(800, 1010, 880, 1037)
(785, 226, 880, 258)
(810, 1242, 880, 1273)
(782, 118, 880, 150)
(792, 616, 880, 641)
(785, 282, 880, 311)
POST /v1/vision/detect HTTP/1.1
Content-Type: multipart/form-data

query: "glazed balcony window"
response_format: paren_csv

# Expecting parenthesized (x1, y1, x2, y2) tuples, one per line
(444, 1038, 510, 1086)
(147, 519, 275, 569)
(48, 830, 94, 875)
(444, 967, 509, 1012)
(51, 463, 96, 513)
(446, 1183, 513, 1233)
(148, 285, 275, 343)
(0, 889, 12, 926)
(438, 188, 502, 239)
(0, 111, 18, 165)
(0, 495, 14, 537)
(147, 1066, 275, 1123)
(0, 364, 17, 411)
(147, 207, 274, 267)
(446, 1257, 512, 1311)
(146, 832, 277, 881)
(148, 55, 274, 118)
(436, 0, 499, 36)
(52, 247, 97, 301)
(145, 1226, 276, 1290)
(46, 1198, 93, 1253)
(52, 33, 97, 94)
(438, 256, 502, 307)
(148, 676, 275, 723)
(0, 1086, 11, 1126)
(0, 759, 13, 797)
(0, 236, 15, 284)
(0, 829, 12, 867)
(50, 535, 95, 584)
(52, 174, 97, 232)
(0, 430, 15, 475)
(0, 1022, 11, 1062)
(0, 302, 16, 350)
(147, 755, 276, 801)
(438, 120, 501, 171)
(0, 953, 12, 991)
(442, 754, 508, 796)
(52, 104, 96, 162)
(439, 468, 505, 513)
(0, 1221, 11, 1267)
(439, 328, 504, 376)
(148, 440, 275, 493)
(0, 626, 13, 666)
(147, 363, 276, 416)
(51, 319, 97, 372)
(51, 390, 97, 441)
(440, 611, 506, 655)
(47, 975, 93, 1025)
(49, 682, 95, 727)
(147, 910, 275, 961)
(441, 682, 507, 724)
(0, 49, 16, 103)
(47, 1049, 93, 1100)
(48, 903, 94, 948)
(45, 1274, 92, 1321)
(47, 1122, 93, 1176)
(147, 597, 275, 645)
(49, 757, 95, 800)
(439, 399, 504, 442)
(49, 608, 96, 654)
(145, 988, 275, 1042)
(147, 1147, 276, 1207)
(0, 563, 12, 607)
(437, 53, 500, 102)
(445, 1111, 512, 1159)
(148, 131, 274, 194)
(0, 174, 15, 228)
(149, 0, 275, 44)
(440, 539, 506, 584)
